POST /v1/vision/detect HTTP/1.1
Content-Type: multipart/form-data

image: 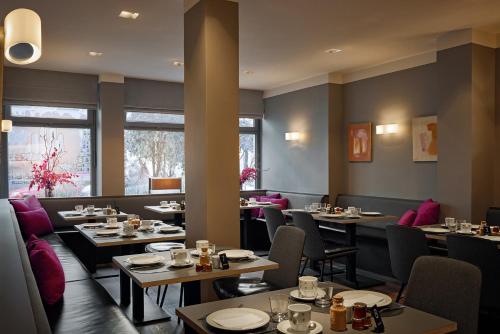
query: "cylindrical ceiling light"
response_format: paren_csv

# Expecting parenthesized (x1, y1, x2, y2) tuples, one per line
(4, 8, 42, 65)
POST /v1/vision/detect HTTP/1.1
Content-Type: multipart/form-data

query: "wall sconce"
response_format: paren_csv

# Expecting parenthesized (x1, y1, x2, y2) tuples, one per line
(1, 120, 13, 132)
(285, 132, 301, 141)
(376, 124, 399, 135)
(4, 8, 42, 65)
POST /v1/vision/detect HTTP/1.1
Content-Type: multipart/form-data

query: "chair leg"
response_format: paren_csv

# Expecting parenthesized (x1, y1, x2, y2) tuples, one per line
(396, 283, 406, 303)
(145, 287, 149, 295)
(330, 259, 334, 282)
(320, 261, 325, 282)
(177, 283, 184, 324)
(160, 285, 168, 308)
(300, 257, 309, 276)
(156, 286, 161, 304)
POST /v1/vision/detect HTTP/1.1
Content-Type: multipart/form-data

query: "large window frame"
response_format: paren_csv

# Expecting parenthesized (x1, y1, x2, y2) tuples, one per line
(124, 111, 262, 192)
(1, 104, 97, 198)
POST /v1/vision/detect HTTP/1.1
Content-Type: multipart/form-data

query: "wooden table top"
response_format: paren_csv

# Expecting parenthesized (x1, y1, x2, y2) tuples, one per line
(284, 210, 398, 225)
(177, 285, 457, 334)
(74, 224, 186, 247)
(113, 250, 279, 288)
(419, 224, 500, 248)
(145, 205, 185, 214)
(58, 210, 128, 222)
(240, 203, 280, 210)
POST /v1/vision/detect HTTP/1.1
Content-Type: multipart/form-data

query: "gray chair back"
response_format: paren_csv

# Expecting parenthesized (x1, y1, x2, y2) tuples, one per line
(263, 226, 305, 289)
(386, 225, 430, 283)
(447, 234, 500, 311)
(406, 256, 481, 334)
(263, 207, 286, 242)
(291, 211, 326, 261)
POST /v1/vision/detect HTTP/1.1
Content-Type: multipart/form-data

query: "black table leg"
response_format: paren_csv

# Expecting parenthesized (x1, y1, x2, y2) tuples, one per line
(241, 210, 252, 249)
(183, 280, 201, 306)
(345, 224, 358, 286)
(120, 269, 131, 306)
(132, 281, 144, 322)
(174, 213, 183, 227)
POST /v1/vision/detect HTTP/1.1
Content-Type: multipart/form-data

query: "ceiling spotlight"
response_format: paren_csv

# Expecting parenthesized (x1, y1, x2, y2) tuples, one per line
(89, 51, 103, 57)
(243, 70, 253, 75)
(119, 11, 140, 19)
(173, 61, 184, 67)
(325, 48, 342, 54)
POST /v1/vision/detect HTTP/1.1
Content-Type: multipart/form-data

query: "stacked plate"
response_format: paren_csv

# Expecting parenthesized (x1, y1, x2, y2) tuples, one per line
(218, 249, 254, 260)
(420, 227, 448, 234)
(127, 254, 165, 267)
(337, 290, 392, 308)
(289, 288, 327, 301)
(361, 212, 382, 216)
(206, 308, 270, 331)
(159, 226, 183, 234)
(95, 229, 120, 237)
(82, 222, 104, 229)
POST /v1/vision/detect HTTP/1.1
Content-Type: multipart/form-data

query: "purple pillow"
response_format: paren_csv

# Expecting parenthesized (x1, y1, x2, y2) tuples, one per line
(265, 193, 281, 199)
(258, 198, 289, 218)
(412, 199, 440, 227)
(10, 195, 43, 212)
(398, 210, 417, 226)
(16, 208, 54, 238)
(27, 235, 65, 305)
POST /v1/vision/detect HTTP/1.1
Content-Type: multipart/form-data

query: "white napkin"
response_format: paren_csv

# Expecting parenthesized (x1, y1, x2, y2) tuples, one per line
(343, 294, 384, 307)
(212, 313, 263, 329)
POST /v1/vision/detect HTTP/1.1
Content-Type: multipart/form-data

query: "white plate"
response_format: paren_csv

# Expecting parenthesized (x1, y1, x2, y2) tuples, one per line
(95, 229, 120, 236)
(159, 226, 183, 233)
(277, 320, 322, 334)
(319, 213, 345, 218)
(206, 308, 270, 331)
(190, 249, 215, 257)
(148, 243, 185, 252)
(361, 212, 382, 216)
(104, 224, 120, 229)
(82, 222, 104, 228)
(169, 260, 194, 268)
(420, 227, 448, 233)
(218, 249, 254, 259)
(289, 288, 326, 301)
(127, 254, 165, 266)
(256, 202, 273, 205)
(337, 290, 392, 308)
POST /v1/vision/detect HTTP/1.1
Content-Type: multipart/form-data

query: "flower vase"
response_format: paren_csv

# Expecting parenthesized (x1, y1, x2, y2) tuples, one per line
(45, 187, 54, 198)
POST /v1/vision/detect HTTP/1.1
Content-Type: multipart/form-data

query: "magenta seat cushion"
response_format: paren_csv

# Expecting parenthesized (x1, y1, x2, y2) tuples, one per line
(258, 198, 289, 218)
(27, 235, 65, 305)
(398, 210, 417, 226)
(16, 208, 54, 238)
(10, 195, 43, 212)
(265, 193, 281, 199)
(412, 199, 440, 227)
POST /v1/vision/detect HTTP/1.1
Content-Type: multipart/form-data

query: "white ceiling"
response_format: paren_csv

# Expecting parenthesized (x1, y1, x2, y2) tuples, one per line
(2, 0, 500, 91)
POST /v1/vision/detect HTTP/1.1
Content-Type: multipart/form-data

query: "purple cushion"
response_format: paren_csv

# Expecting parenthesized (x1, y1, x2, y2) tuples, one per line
(412, 199, 440, 227)
(265, 193, 281, 199)
(27, 235, 65, 305)
(16, 208, 54, 238)
(9, 195, 43, 212)
(258, 198, 289, 218)
(398, 210, 417, 226)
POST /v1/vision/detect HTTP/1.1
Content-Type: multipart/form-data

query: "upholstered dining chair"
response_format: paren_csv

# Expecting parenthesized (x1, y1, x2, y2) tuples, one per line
(386, 224, 430, 302)
(405, 256, 481, 334)
(447, 234, 500, 315)
(262, 207, 286, 243)
(291, 211, 357, 282)
(212, 225, 305, 299)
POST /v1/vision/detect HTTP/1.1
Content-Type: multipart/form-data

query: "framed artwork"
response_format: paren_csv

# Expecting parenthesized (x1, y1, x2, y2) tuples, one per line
(412, 116, 438, 162)
(348, 122, 372, 162)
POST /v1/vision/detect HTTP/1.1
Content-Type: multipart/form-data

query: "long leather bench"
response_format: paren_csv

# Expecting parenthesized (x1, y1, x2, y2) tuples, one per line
(2, 199, 138, 333)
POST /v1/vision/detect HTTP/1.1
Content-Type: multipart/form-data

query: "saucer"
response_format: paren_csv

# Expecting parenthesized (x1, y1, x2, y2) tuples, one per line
(121, 233, 137, 238)
(169, 260, 194, 268)
(289, 288, 326, 301)
(277, 320, 322, 334)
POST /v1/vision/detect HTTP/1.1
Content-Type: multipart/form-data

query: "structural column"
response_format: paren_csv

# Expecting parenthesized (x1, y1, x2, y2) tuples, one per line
(328, 83, 345, 204)
(184, 0, 240, 248)
(97, 74, 125, 196)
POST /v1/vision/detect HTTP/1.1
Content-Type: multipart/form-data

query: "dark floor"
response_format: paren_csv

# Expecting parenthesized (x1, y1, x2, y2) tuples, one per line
(94, 261, 402, 334)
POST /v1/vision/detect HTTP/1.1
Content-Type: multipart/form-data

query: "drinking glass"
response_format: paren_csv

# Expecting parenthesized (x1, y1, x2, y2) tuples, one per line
(86, 204, 95, 215)
(269, 294, 289, 322)
(304, 205, 311, 212)
(75, 205, 83, 213)
(196, 240, 209, 253)
(446, 217, 457, 232)
(311, 203, 320, 211)
(458, 219, 471, 233)
(208, 243, 216, 255)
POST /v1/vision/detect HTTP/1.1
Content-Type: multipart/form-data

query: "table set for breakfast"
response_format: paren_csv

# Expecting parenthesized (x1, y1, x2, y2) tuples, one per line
(177, 277, 457, 334)
(145, 200, 185, 226)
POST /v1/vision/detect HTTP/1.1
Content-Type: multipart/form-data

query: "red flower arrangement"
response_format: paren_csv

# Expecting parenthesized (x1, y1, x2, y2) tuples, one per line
(240, 167, 257, 187)
(29, 133, 78, 197)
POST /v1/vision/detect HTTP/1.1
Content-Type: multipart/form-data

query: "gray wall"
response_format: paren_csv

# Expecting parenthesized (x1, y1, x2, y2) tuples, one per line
(262, 84, 329, 195)
(343, 63, 438, 200)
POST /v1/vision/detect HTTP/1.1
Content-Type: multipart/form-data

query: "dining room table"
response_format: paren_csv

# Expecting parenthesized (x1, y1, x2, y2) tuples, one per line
(58, 209, 129, 223)
(418, 224, 500, 249)
(73, 222, 186, 273)
(112, 249, 279, 324)
(177, 283, 457, 334)
(284, 210, 399, 289)
(144, 205, 184, 226)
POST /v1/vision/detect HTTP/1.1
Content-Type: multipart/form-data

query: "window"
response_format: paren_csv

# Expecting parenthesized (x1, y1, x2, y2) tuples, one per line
(5, 105, 95, 198)
(124, 111, 260, 194)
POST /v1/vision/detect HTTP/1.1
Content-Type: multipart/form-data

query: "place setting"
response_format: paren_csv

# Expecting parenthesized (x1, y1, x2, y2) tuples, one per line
(217, 249, 257, 262)
(127, 254, 168, 273)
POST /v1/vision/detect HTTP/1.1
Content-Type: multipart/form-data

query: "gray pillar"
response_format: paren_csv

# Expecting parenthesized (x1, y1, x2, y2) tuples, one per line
(97, 76, 125, 196)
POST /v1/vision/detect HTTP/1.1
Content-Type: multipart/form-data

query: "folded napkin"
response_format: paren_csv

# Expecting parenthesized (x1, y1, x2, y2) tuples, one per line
(212, 313, 263, 329)
(343, 294, 384, 307)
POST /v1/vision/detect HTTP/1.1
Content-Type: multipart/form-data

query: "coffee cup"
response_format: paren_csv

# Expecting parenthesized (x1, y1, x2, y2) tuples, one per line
(174, 204, 182, 210)
(87, 205, 95, 215)
(141, 220, 154, 229)
(106, 217, 118, 228)
(288, 304, 312, 332)
(122, 221, 135, 236)
(160, 201, 169, 207)
(170, 201, 177, 205)
(171, 249, 189, 265)
(249, 197, 257, 203)
(298, 276, 318, 298)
